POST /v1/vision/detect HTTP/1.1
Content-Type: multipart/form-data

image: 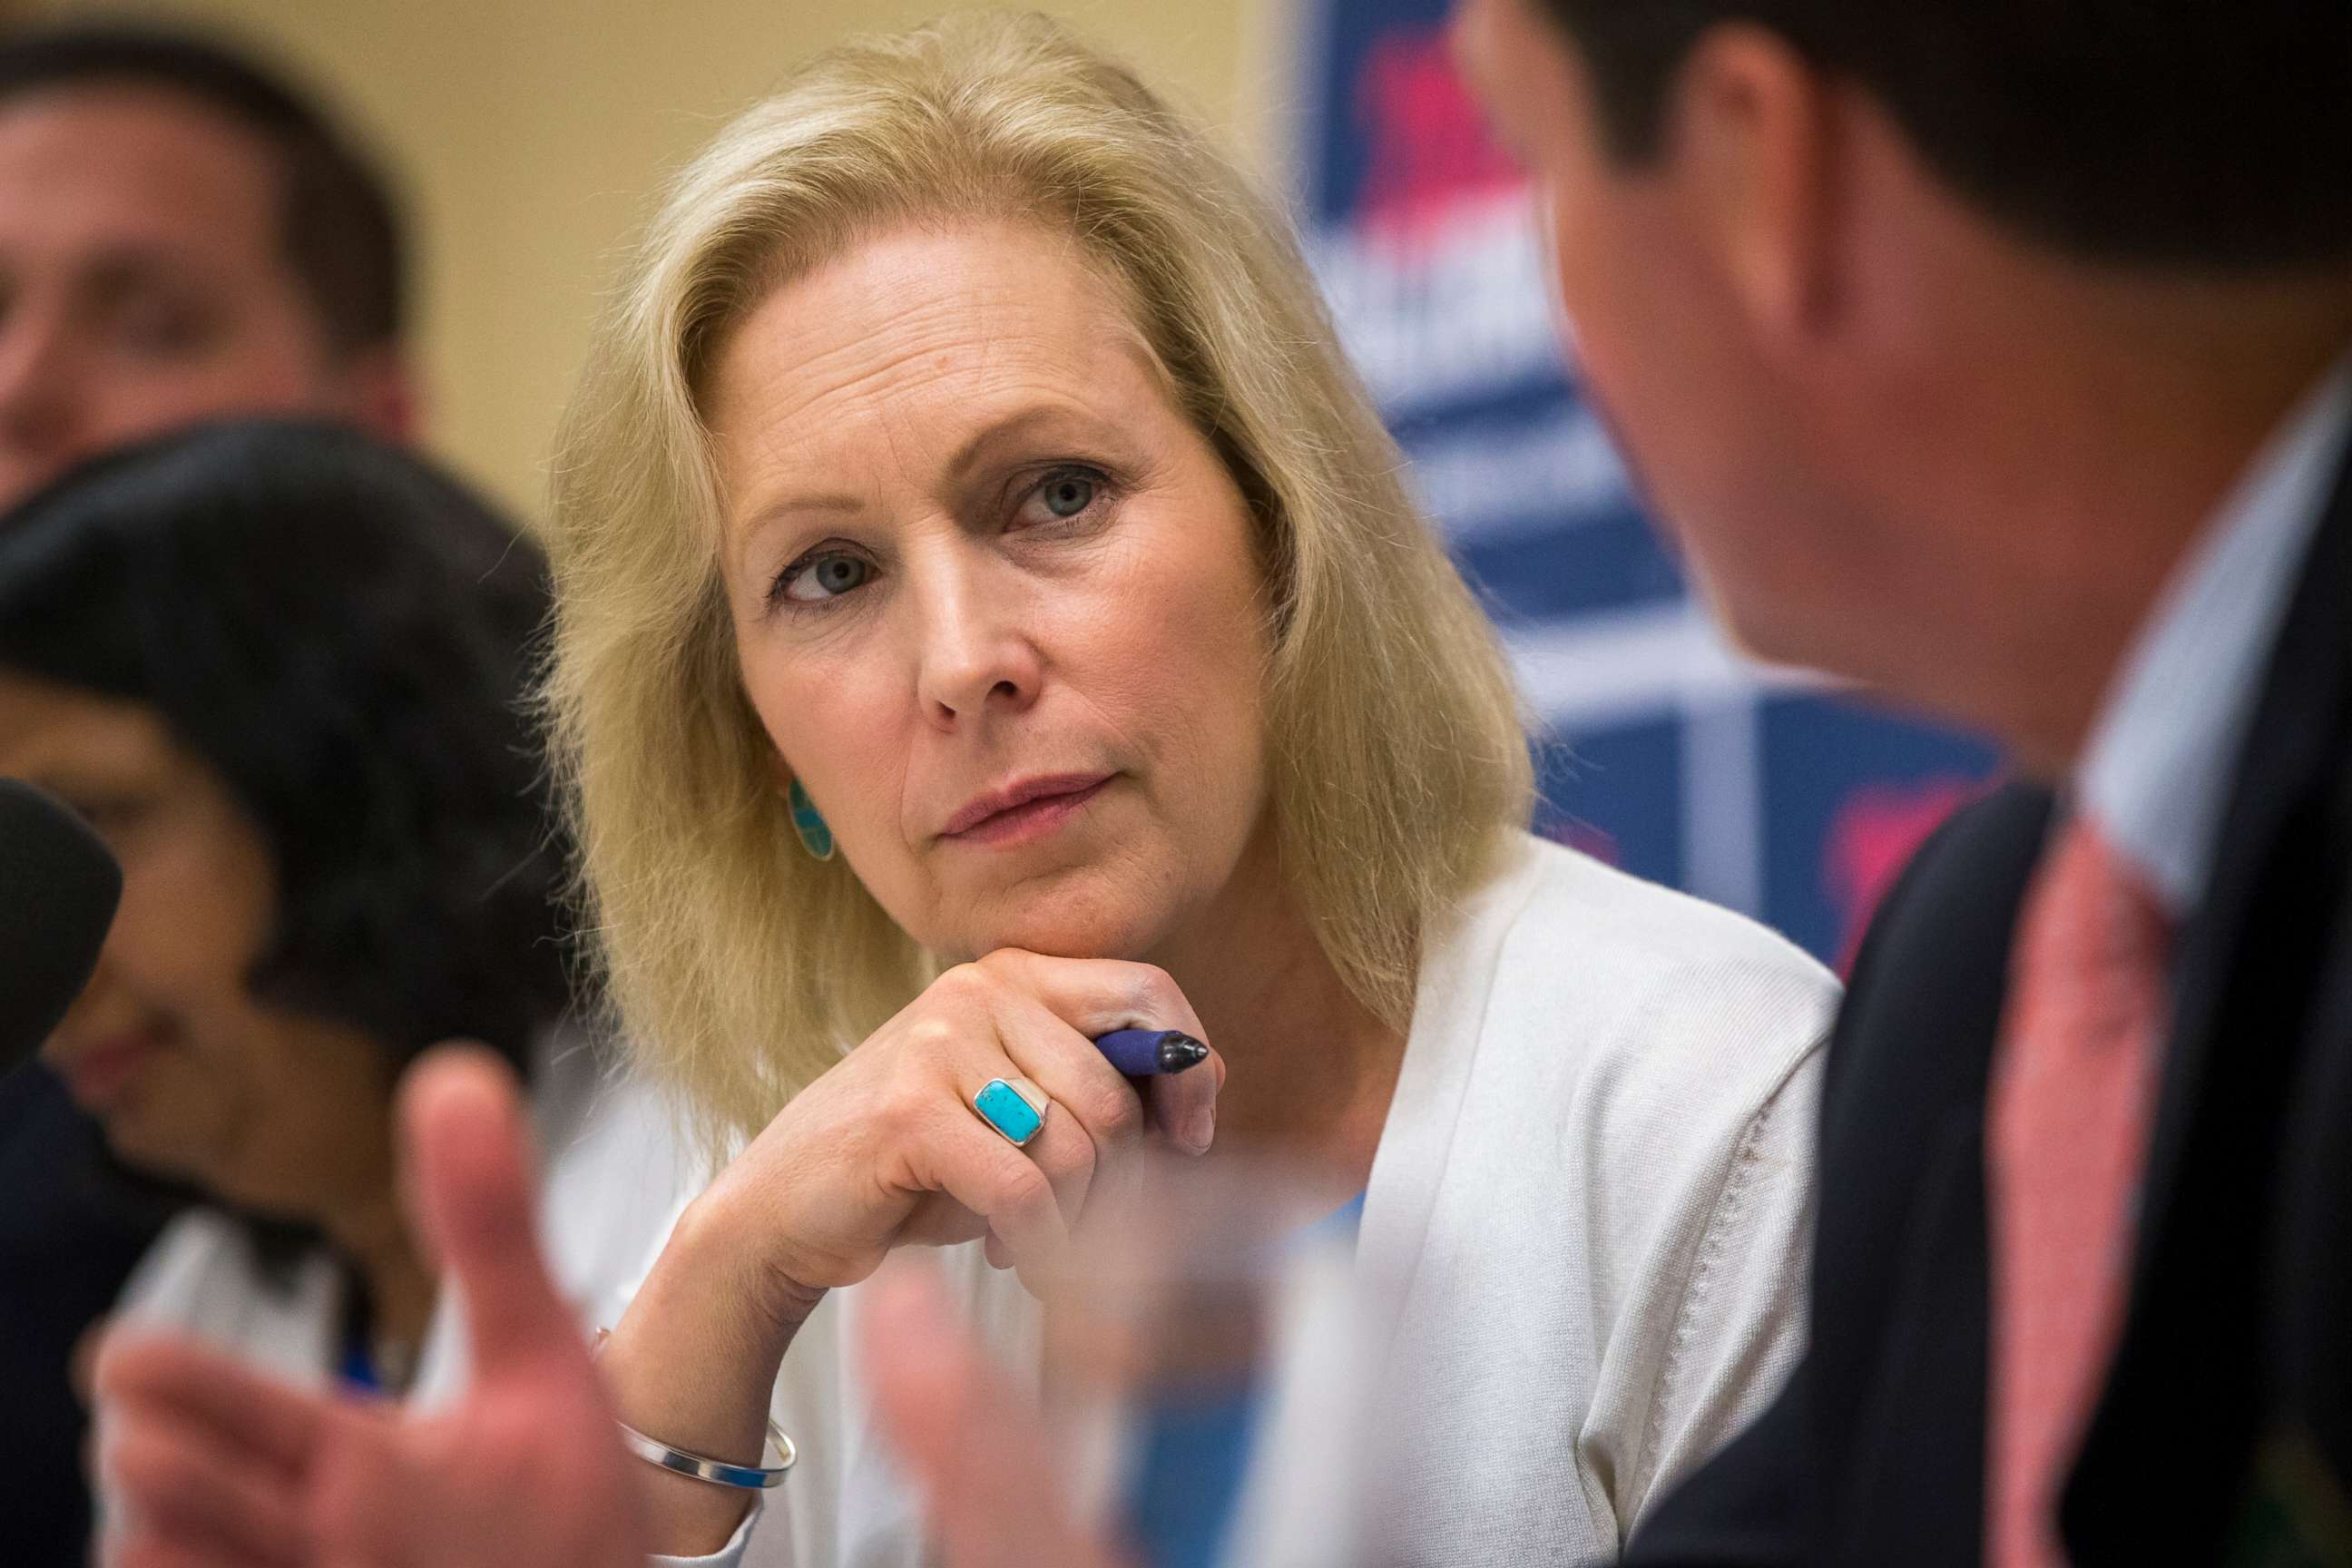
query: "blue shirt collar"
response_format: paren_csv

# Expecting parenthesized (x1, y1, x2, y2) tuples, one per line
(2078, 358, 2352, 916)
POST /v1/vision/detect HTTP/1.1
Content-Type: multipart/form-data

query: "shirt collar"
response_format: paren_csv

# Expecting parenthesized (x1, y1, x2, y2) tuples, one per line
(2077, 357, 2352, 916)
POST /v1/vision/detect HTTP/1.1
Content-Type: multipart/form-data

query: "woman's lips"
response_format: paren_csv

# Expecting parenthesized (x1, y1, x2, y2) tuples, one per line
(941, 774, 1113, 847)
(53, 1026, 163, 1112)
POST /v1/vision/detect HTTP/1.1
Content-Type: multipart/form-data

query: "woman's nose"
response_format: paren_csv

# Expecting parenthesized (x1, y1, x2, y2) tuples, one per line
(912, 563, 1043, 728)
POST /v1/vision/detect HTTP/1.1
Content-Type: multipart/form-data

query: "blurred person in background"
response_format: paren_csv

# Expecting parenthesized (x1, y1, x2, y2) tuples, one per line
(0, 418, 684, 1562)
(0, 23, 416, 1563)
(87, 15, 1842, 1568)
(0, 24, 411, 497)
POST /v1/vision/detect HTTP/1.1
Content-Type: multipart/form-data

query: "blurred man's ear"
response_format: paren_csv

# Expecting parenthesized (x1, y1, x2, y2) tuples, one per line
(338, 347, 423, 446)
(1671, 24, 1845, 353)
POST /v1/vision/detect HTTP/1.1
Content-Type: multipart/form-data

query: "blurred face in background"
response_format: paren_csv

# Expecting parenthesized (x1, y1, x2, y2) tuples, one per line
(0, 83, 388, 509)
(0, 672, 397, 1215)
(708, 220, 1277, 967)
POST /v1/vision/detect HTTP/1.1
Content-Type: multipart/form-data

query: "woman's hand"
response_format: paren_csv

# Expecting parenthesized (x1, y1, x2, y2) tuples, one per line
(95, 1048, 650, 1568)
(595, 947, 1223, 1553)
(708, 948, 1222, 1300)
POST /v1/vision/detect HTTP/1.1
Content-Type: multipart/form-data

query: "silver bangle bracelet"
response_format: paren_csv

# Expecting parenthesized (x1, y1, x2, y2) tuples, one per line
(593, 1328, 797, 1490)
(612, 1416, 796, 1491)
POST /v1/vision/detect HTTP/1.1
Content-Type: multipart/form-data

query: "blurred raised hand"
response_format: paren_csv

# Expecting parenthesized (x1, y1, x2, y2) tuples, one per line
(858, 1265, 1130, 1568)
(94, 1047, 650, 1568)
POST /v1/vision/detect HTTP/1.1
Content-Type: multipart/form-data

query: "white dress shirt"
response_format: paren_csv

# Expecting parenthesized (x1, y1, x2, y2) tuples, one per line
(2079, 358, 2352, 914)
(662, 831, 1840, 1567)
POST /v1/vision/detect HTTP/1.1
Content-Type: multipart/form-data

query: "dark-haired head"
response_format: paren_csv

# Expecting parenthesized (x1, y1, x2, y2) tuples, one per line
(1454, 0, 2352, 760)
(0, 419, 566, 1201)
(1524, 0, 2351, 270)
(0, 22, 406, 351)
(0, 23, 413, 508)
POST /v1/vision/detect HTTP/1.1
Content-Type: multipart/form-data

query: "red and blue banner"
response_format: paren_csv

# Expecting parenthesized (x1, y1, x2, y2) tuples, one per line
(1294, 0, 2001, 965)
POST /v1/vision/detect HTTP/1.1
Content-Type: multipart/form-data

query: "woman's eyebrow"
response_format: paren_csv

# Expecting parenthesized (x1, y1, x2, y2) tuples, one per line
(749, 490, 864, 524)
(942, 403, 1127, 485)
(730, 489, 864, 575)
(730, 385, 1152, 566)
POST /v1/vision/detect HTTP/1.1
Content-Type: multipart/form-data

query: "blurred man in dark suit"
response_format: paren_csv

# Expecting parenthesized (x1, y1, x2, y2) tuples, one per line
(0, 25, 409, 1563)
(868, 2, 2352, 1565)
(1442, 1, 2352, 1564)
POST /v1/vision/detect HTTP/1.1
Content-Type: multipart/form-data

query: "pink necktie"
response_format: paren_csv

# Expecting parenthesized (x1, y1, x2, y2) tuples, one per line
(1987, 817, 2171, 1568)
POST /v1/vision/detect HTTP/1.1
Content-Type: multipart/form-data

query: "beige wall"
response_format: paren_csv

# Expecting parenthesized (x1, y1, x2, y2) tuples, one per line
(27, 0, 1288, 518)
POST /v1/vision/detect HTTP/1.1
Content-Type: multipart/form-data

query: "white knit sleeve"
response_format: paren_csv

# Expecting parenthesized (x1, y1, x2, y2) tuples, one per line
(1617, 1035, 1826, 1523)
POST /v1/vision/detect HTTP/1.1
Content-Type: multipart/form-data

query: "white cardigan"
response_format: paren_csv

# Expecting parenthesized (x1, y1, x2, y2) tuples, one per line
(680, 833, 1838, 1567)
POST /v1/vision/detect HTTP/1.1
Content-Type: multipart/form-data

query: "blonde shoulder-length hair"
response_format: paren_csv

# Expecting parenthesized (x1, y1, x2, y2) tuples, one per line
(544, 10, 1533, 1146)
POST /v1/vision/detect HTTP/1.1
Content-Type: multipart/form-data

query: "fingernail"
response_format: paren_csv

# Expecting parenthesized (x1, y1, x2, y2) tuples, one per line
(1188, 1101, 1215, 1155)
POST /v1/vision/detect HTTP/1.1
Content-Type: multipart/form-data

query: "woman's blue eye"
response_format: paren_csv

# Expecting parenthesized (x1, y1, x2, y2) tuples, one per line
(1041, 472, 1096, 517)
(1017, 467, 1109, 528)
(778, 551, 871, 604)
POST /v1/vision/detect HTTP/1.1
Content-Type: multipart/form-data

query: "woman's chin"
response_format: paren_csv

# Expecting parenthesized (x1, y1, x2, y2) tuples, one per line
(958, 920, 1155, 963)
(947, 890, 1171, 964)
(916, 848, 1195, 963)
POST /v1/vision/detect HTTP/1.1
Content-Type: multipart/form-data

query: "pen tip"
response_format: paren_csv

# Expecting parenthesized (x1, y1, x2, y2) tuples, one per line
(1160, 1033, 1210, 1073)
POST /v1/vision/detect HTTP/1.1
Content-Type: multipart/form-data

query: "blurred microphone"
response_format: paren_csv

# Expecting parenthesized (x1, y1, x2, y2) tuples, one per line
(2, 779, 121, 1069)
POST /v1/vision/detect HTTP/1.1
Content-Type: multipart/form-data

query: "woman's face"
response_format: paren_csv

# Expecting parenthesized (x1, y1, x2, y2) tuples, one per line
(707, 220, 1274, 964)
(0, 674, 396, 1210)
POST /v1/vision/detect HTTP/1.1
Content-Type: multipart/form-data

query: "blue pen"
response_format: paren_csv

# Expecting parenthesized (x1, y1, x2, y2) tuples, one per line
(1093, 1028, 1210, 1076)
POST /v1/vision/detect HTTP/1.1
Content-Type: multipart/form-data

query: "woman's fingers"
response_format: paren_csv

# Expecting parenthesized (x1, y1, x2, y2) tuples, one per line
(971, 951, 1220, 1154)
(975, 1083, 1094, 1254)
(738, 948, 1216, 1289)
(980, 988, 1137, 1211)
(1140, 1045, 1220, 1159)
(901, 1099, 1072, 1268)
(926, 956, 1215, 1274)
(95, 1330, 324, 1480)
(988, 990, 1142, 1150)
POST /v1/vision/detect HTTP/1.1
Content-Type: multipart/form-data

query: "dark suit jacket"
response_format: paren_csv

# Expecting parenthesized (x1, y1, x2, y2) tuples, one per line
(1625, 443, 2352, 1567)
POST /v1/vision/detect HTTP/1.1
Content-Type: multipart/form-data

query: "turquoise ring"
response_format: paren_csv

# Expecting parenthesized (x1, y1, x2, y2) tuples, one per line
(973, 1077, 1047, 1148)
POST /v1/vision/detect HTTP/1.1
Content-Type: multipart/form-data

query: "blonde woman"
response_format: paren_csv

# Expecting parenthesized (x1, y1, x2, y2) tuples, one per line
(93, 15, 1836, 1568)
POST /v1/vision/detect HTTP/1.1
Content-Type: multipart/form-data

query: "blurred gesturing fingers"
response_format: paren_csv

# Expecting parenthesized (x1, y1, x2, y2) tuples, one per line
(97, 1331, 328, 1568)
(96, 1046, 651, 1568)
(860, 1264, 1132, 1568)
(397, 1044, 595, 1383)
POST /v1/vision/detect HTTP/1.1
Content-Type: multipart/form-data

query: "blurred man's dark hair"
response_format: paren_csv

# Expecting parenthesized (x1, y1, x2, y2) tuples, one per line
(1535, 0, 2352, 270)
(0, 22, 405, 353)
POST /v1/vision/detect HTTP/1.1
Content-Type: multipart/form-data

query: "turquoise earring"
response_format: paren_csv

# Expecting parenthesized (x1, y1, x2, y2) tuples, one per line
(787, 777, 835, 861)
